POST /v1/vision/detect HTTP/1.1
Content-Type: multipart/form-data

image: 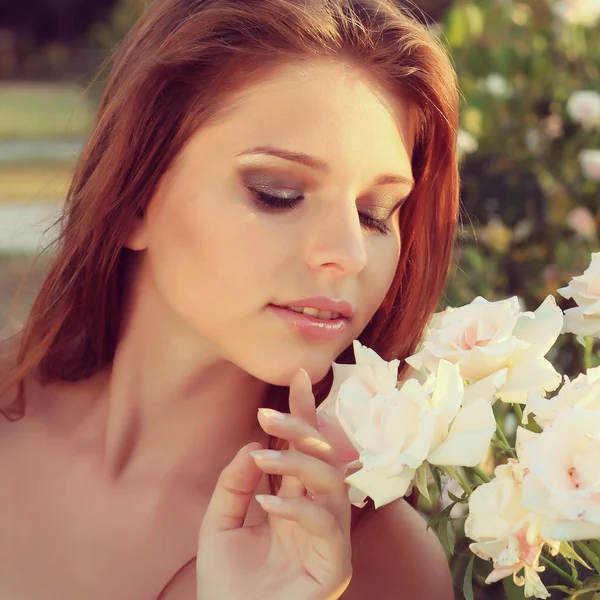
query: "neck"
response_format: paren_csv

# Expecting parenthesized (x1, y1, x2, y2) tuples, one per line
(90, 260, 272, 492)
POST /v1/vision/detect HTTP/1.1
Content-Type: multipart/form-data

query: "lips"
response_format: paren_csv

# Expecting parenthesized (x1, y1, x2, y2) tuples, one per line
(285, 306, 342, 320)
(274, 297, 354, 319)
(267, 304, 350, 341)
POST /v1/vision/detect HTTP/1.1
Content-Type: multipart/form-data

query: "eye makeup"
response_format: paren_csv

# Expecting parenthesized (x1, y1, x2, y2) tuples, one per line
(239, 167, 404, 235)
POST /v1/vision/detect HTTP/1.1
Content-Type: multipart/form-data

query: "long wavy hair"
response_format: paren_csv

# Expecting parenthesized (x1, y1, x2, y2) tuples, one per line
(0, 0, 459, 509)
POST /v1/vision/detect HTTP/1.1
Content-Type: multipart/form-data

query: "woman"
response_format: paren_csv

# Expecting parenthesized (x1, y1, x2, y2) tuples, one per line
(0, 0, 459, 598)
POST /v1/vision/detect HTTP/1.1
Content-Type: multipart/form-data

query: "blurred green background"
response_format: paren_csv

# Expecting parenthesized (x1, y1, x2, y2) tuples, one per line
(0, 0, 599, 597)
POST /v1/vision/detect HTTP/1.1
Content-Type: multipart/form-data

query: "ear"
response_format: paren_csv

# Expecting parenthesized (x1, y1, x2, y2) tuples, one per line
(124, 208, 149, 251)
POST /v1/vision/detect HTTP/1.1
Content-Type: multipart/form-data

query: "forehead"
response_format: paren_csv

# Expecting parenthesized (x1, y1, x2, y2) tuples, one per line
(195, 59, 414, 175)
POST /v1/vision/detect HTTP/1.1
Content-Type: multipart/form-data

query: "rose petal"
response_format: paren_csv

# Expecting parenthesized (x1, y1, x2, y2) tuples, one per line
(513, 295, 563, 356)
(428, 400, 496, 466)
(345, 466, 415, 508)
(498, 357, 561, 404)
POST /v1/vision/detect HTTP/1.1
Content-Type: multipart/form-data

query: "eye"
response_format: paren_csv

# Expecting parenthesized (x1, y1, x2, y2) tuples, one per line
(249, 187, 304, 210)
(359, 214, 391, 235)
(248, 187, 392, 235)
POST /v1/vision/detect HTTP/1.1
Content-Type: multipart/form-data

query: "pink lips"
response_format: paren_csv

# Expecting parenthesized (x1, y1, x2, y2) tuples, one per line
(268, 297, 353, 341)
(277, 297, 354, 318)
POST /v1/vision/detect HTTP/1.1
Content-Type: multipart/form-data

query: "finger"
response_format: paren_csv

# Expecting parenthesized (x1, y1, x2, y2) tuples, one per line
(278, 369, 317, 498)
(256, 494, 345, 539)
(250, 449, 348, 515)
(289, 368, 318, 427)
(255, 494, 352, 575)
(201, 442, 264, 534)
(257, 408, 339, 466)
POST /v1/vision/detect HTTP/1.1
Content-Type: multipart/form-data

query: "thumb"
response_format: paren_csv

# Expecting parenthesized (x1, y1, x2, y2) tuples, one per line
(201, 442, 264, 534)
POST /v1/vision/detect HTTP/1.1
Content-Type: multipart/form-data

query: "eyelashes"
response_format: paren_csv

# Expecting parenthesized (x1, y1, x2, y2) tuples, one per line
(249, 188, 391, 235)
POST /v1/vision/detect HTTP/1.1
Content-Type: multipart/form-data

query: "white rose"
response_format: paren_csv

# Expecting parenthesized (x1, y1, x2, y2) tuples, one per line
(517, 409, 600, 541)
(554, 0, 600, 26)
(465, 461, 557, 598)
(557, 252, 600, 337)
(422, 360, 499, 468)
(566, 91, 600, 130)
(579, 149, 600, 181)
(406, 296, 563, 404)
(481, 73, 513, 98)
(524, 366, 600, 428)
(318, 342, 498, 508)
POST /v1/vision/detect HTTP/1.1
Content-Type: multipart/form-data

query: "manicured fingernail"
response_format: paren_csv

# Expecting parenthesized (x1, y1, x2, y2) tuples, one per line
(299, 368, 312, 385)
(255, 494, 283, 506)
(257, 408, 286, 420)
(250, 449, 282, 461)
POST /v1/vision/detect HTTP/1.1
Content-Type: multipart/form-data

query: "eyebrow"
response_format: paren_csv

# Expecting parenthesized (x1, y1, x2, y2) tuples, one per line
(238, 145, 415, 190)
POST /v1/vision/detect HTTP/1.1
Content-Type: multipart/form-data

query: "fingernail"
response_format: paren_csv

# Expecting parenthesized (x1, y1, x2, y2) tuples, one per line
(257, 408, 286, 421)
(255, 494, 283, 506)
(250, 449, 282, 461)
(299, 368, 312, 385)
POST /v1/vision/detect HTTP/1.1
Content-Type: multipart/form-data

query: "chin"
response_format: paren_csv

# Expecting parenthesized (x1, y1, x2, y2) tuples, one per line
(251, 344, 348, 388)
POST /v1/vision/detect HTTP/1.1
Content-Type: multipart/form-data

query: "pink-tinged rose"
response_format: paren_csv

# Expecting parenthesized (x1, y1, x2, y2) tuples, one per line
(517, 410, 600, 541)
(317, 341, 400, 466)
(524, 366, 600, 428)
(566, 91, 600, 129)
(579, 149, 600, 181)
(335, 374, 433, 508)
(318, 343, 499, 508)
(406, 296, 563, 403)
(465, 461, 558, 599)
(558, 252, 600, 337)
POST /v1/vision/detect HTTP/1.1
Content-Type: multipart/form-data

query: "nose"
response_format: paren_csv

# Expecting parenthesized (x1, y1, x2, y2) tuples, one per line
(303, 197, 368, 277)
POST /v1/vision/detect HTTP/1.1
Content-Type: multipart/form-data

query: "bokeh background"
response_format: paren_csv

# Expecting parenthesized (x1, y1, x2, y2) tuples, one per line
(0, 0, 598, 598)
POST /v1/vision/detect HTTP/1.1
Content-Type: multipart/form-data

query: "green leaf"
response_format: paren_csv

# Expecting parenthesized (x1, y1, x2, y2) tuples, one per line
(587, 541, 600, 558)
(448, 490, 469, 504)
(576, 542, 600, 574)
(415, 462, 430, 503)
(463, 555, 475, 600)
(431, 465, 443, 497)
(436, 522, 448, 554)
(446, 520, 456, 556)
(504, 574, 527, 600)
(561, 542, 593, 571)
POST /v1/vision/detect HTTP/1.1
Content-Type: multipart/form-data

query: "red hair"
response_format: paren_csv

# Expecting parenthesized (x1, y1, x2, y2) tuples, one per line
(0, 0, 459, 506)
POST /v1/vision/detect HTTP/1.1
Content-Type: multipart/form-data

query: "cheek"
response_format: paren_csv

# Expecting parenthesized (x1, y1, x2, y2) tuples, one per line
(144, 188, 281, 318)
(363, 236, 401, 311)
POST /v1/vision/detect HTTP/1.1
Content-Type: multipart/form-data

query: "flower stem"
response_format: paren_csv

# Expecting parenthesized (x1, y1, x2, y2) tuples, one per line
(470, 466, 491, 484)
(495, 426, 517, 459)
(513, 403, 524, 425)
(540, 556, 582, 589)
(444, 466, 473, 496)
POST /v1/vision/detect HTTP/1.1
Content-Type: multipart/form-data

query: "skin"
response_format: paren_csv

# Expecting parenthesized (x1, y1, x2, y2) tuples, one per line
(0, 60, 453, 599)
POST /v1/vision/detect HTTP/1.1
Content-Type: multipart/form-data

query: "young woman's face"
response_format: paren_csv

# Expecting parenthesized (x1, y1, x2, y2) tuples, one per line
(131, 60, 414, 385)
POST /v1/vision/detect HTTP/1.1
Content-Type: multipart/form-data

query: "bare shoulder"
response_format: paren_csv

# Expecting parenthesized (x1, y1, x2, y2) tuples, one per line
(343, 499, 454, 600)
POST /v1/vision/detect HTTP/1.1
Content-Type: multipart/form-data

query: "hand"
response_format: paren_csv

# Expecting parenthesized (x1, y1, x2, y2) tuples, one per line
(196, 370, 353, 600)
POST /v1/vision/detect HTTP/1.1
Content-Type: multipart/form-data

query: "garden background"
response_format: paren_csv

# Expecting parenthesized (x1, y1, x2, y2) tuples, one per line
(0, 0, 598, 598)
